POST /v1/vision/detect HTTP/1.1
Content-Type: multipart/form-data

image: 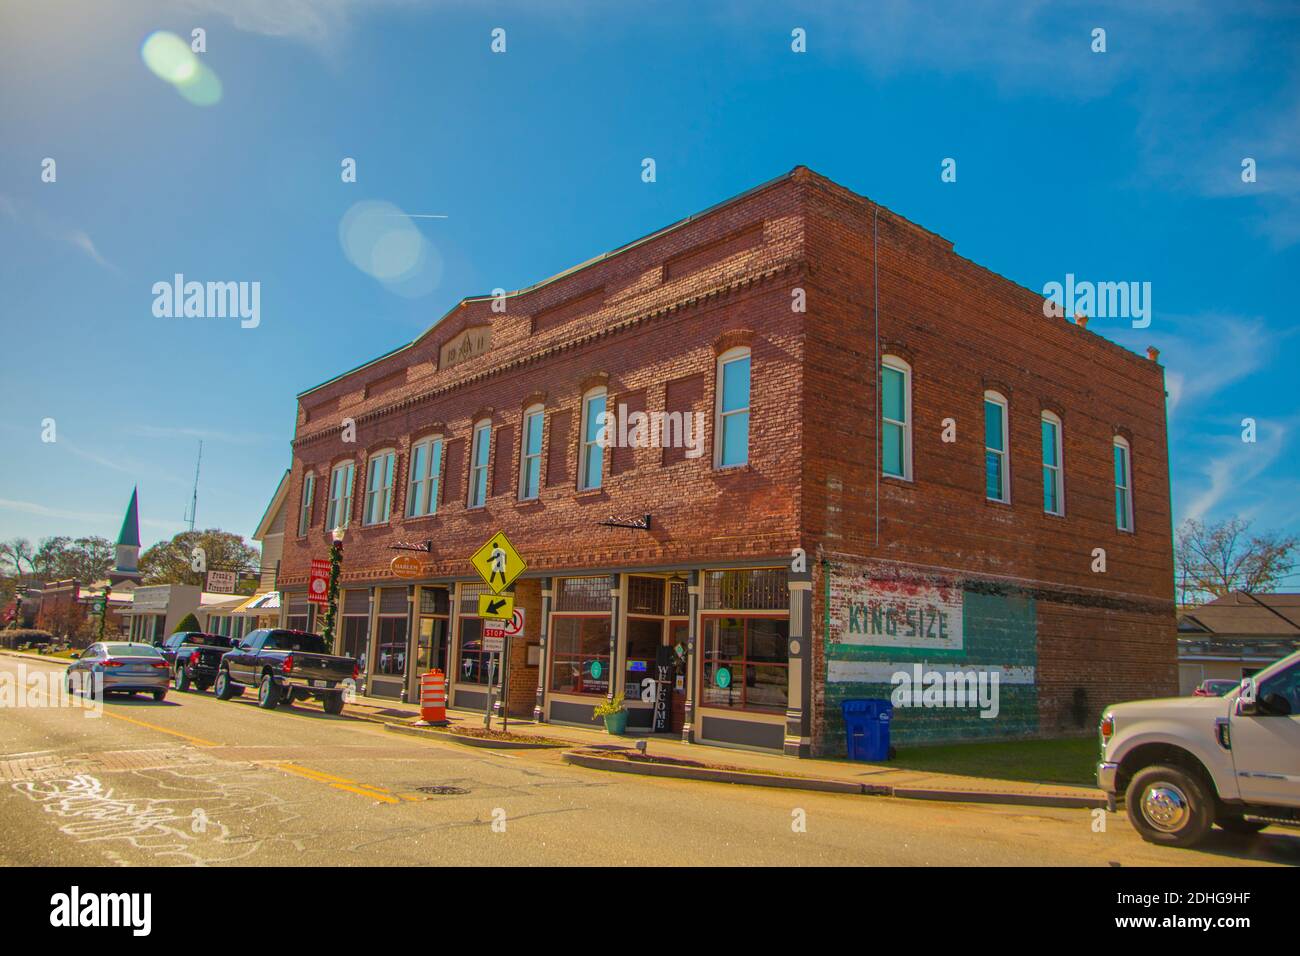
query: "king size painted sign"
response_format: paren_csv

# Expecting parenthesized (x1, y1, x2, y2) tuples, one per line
(837, 582, 963, 653)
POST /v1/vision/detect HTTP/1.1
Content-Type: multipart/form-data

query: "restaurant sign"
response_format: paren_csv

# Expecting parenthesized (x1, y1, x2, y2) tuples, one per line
(834, 580, 964, 654)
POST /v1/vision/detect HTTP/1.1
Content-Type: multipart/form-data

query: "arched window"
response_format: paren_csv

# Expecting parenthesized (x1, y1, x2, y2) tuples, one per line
(297, 472, 315, 537)
(715, 347, 751, 469)
(406, 436, 443, 517)
(579, 387, 607, 491)
(468, 420, 491, 508)
(364, 449, 397, 525)
(1113, 436, 1133, 531)
(881, 356, 912, 480)
(983, 391, 1009, 502)
(519, 405, 545, 499)
(1041, 412, 1063, 515)
(326, 461, 355, 531)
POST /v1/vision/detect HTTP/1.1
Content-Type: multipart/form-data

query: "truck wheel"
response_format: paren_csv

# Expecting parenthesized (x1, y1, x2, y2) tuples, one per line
(152, 690, 167, 703)
(1126, 764, 1215, 848)
(174, 666, 191, 692)
(258, 674, 281, 710)
(214, 669, 239, 700)
(322, 692, 345, 716)
(1216, 815, 1268, 835)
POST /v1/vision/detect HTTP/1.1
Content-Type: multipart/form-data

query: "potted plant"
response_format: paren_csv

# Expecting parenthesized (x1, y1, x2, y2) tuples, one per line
(592, 693, 628, 735)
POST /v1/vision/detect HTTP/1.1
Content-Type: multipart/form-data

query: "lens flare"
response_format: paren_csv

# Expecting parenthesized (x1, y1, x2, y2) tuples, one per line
(141, 30, 223, 106)
(141, 32, 197, 84)
(339, 201, 442, 297)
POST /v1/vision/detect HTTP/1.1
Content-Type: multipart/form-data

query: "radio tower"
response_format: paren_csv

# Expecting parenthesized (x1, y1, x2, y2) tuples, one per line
(184, 441, 203, 532)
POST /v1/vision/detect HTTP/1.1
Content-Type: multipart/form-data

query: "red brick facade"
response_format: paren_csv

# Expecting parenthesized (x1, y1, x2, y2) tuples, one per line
(281, 167, 1176, 754)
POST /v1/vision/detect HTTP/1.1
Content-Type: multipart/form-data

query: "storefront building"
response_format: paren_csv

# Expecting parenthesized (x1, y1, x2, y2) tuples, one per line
(277, 167, 1177, 756)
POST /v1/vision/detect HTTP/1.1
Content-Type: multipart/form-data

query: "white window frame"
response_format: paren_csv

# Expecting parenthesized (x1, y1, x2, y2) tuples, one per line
(406, 436, 443, 518)
(297, 472, 315, 537)
(579, 387, 607, 491)
(714, 347, 751, 469)
(880, 355, 912, 481)
(1041, 412, 1063, 516)
(468, 420, 491, 508)
(984, 390, 1010, 503)
(519, 405, 544, 500)
(326, 461, 354, 532)
(364, 449, 396, 525)
(1114, 436, 1134, 532)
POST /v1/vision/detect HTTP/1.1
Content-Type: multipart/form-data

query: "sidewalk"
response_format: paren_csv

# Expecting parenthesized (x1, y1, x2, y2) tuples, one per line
(1, 653, 1103, 809)
(338, 692, 1106, 809)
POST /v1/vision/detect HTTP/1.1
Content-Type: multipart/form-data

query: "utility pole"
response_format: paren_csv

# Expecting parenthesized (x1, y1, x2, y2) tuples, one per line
(185, 440, 203, 531)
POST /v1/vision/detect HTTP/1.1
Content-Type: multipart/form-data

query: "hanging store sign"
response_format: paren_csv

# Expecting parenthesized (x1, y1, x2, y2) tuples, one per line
(307, 559, 331, 605)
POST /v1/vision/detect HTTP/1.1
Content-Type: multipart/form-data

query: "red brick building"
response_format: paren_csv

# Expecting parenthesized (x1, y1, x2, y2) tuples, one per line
(279, 167, 1176, 756)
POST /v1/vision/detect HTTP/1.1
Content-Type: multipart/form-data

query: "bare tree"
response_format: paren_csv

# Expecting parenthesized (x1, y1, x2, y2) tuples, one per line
(0, 538, 37, 577)
(1175, 517, 1300, 605)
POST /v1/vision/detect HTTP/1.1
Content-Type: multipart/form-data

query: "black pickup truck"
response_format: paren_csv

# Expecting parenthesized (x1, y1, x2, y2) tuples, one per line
(157, 631, 236, 692)
(214, 628, 358, 714)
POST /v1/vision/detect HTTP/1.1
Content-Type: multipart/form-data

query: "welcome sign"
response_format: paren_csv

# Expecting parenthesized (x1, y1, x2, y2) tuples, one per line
(835, 580, 963, 653)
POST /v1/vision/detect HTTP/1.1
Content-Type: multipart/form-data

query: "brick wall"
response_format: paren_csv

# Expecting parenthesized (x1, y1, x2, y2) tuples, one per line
(282, 175, 809, 588)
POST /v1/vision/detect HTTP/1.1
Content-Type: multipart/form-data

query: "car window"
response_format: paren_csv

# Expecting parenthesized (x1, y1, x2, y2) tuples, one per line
(266, 631, 328, 653)
(1259, 662, 1300, 715)
(105, 644, 164, 658)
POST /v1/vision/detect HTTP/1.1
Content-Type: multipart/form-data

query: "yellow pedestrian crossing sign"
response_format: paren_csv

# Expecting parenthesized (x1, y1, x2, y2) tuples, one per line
(478, 592, 515, 620)
(471, 530, 527, 593)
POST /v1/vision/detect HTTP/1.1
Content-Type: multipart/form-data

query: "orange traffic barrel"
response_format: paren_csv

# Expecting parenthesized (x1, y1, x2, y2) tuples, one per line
(419, 669, 448, 725)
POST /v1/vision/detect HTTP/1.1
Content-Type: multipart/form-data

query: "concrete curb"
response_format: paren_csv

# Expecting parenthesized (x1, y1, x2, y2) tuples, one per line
(891, 787, 1107, 810)
(562, 750, 867, 794)
(562, 749, 1106, 808)
(384, 722, 567, 749)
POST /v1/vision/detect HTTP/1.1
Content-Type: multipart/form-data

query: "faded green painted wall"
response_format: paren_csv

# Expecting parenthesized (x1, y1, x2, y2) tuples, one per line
(823, 568, 1039, 752)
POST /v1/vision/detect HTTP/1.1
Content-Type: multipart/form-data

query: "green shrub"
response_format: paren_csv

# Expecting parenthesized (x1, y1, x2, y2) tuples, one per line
(173, 612, 201, 634)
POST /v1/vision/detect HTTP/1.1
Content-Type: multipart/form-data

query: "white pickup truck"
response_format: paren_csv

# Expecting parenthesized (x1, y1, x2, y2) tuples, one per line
(1097, 648, 1300, 847)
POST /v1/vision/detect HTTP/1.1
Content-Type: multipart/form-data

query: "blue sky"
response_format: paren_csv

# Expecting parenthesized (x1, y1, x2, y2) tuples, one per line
(1, 0, 1297, 560)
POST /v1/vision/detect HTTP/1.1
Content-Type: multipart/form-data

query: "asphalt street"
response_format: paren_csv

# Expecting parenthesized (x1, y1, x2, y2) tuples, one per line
(2, 654, 1297, 867)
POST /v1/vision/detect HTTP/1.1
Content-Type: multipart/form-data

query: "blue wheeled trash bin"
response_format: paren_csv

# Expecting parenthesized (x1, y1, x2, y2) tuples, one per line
(842, 699, 893, 761)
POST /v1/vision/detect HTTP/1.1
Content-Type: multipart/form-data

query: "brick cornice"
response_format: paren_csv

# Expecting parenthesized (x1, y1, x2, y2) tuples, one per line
(292, 261, 804, 449)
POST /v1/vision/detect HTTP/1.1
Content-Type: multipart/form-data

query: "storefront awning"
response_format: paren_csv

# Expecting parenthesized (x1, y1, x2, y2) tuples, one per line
(231, 591, 281, 616)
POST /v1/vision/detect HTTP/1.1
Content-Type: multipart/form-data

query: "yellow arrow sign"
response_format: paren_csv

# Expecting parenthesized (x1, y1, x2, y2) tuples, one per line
(470, 530, 527, 593)
(478, 592, 515, 620)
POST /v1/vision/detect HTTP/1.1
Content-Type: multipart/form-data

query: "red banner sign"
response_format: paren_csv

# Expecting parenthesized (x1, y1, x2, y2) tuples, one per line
(307, 559, 331, 605)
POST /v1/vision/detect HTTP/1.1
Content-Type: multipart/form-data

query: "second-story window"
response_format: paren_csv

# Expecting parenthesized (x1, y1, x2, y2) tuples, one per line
(579, 388, 606, 491)
(1114, 437, 1133, 532)
(715, 348, 751, 468)
(1041, 412, 1063, 515)
(469, 420, 491, 507)
(297, 472, 315, 536)
(519, 405, 544, 500)
(364, 449, 396, 525)
(881, 356, 912, 480)
(984, 391, 1009, 503)
(406, 437, 442, 517)
(326, 461, 354, 531)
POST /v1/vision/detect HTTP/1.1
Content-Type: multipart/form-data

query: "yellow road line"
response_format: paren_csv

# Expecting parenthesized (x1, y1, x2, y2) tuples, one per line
(102, 711, 221, 748)
(274, 762, 400, 804)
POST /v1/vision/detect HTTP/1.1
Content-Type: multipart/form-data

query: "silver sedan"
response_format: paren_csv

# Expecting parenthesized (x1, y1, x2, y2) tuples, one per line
(66, 641, 170, 701)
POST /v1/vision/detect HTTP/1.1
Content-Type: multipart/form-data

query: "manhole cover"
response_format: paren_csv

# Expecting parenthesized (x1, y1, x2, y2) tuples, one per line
(415, 785, 469, 795)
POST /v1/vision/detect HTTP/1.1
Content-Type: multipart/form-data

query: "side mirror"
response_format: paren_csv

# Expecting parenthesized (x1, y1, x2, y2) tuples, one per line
(69, 653, 79, 659)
